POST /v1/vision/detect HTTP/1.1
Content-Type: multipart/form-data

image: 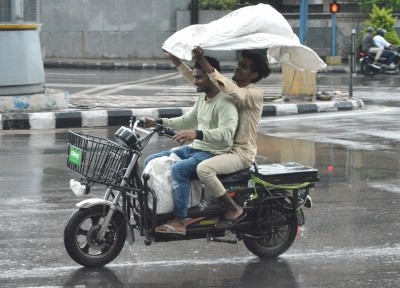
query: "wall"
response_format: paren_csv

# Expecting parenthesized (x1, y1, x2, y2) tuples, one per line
(176, 10, 238, 61)
(40, 0, 190, 59)
(39, 1, 400, 61)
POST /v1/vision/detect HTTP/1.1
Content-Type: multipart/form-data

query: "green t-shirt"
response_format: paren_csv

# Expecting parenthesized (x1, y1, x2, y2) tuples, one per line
(162, 92, 238, 154)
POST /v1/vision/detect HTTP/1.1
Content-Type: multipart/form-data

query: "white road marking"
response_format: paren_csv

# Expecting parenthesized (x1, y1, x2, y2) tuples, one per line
(96, 73, 182, 96)
(45, 83, 103, 88)
(45, 72, 97, 76)
(1, 245, 399, 279)
(260, 106, 391, 123)
(73, 72, 180, 97)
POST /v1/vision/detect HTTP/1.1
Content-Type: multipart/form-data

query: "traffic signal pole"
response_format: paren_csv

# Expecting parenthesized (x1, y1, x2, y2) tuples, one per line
(331, 12, 337, 56)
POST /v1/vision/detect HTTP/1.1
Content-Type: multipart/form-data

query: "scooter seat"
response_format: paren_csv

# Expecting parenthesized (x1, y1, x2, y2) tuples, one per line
(218, 168, 252, 185)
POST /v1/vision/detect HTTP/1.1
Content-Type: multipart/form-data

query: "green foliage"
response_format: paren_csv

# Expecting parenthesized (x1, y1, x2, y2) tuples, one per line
(384, 30, 400, 45)
(362, 5, 400, 45)
(357, 0, 400, 10)
(365, 5, 397, 31)
(199, 0, 250, 10)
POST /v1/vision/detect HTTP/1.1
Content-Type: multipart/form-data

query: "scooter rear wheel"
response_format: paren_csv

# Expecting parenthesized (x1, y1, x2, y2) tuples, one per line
(243, 208, 298, 258)
(64, 206, 126, 267)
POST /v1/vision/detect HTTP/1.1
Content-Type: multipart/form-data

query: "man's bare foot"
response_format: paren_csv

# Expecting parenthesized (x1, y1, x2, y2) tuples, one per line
(223, 207, 243, 221)
(217, 193, 244, 220)
(215, 208, 247, 230)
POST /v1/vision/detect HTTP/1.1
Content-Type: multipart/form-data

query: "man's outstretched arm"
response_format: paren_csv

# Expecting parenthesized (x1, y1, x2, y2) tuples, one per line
(164, 50, 194, 84)
(164, 51, 182, 67)
(192, 47, 263, 109)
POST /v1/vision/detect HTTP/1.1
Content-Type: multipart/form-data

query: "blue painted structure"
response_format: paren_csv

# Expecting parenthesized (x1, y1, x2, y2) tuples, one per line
(299, 0, 308, 44)
(331, 13, 337, 56)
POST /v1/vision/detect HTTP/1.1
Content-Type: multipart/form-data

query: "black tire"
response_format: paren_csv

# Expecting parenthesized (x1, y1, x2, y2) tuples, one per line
(243, 208, 298, 258)
(361, 58, 378, 77)
(64, 206, 126, 267)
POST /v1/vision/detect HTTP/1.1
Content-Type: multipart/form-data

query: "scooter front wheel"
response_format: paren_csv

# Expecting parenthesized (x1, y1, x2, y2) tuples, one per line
(243, 208, 298, 258)
(64, 206, 126, 267)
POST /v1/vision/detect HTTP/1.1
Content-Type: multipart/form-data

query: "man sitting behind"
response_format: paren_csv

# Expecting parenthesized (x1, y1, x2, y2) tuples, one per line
(143, 56, 238, 235)
(361, 26, 382, 69)
(165, 48, 270, 229)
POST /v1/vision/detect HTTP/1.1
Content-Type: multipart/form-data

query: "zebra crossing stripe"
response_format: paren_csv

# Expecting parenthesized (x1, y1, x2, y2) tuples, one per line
(73, 72, 180, 97)
(96, 73, 182, 96)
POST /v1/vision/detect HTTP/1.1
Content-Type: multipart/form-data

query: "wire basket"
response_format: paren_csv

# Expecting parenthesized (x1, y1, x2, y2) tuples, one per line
(67, 131, 132, 186)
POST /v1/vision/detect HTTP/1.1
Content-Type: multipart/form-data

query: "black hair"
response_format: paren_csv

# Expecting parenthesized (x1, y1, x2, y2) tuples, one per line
(241, 50, 271, 83)
(194, 56, 221, 72)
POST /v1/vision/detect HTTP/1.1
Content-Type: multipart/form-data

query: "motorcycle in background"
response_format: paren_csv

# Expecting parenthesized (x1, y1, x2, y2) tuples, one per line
(359, 47, 400, 77)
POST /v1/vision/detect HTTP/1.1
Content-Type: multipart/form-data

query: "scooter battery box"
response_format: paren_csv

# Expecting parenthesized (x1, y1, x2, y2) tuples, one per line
(255, 162, 319, 185)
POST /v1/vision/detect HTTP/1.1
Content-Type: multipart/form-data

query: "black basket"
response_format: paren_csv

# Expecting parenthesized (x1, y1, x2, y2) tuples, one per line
(67, 131, 132, 186)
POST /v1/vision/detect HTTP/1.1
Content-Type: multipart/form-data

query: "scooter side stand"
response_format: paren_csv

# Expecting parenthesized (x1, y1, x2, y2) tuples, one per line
(207, 233, 237, 244)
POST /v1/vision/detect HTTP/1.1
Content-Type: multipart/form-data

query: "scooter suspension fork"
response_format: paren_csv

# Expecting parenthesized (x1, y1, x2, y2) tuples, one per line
(97, 190, 122, 240)
(99, 152, 138, 239)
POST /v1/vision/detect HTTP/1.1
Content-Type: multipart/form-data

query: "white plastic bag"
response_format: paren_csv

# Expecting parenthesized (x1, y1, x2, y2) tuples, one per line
(143, 156, 202, 214)
(162, 4, 326, 72)
(69, 179, 87, 197)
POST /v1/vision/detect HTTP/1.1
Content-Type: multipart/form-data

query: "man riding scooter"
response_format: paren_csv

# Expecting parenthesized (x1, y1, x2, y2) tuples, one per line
(143, 56, 238, 235)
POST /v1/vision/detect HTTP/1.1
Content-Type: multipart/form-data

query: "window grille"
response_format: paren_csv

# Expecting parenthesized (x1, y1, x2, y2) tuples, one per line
(0, 0, 11, 22)
(0, 0, 40, 23)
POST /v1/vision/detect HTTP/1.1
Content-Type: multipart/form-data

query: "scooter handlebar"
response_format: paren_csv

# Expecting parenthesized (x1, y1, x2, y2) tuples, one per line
(134, 118, 176, 137)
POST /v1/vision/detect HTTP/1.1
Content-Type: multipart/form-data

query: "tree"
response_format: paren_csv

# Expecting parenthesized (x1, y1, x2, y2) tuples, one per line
(357, 0, 400, 10)
(199, 0, 249, 10)
(364, 5, 400, 45)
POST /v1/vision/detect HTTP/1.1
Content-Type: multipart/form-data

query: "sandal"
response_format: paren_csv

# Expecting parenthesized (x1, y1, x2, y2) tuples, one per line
(155, 224, 186, 235)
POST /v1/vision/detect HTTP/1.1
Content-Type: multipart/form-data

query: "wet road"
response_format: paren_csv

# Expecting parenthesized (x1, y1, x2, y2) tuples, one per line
(44, 69, 400, 109)
(1, 69, 400, 287)
(1, 106, 400, 287)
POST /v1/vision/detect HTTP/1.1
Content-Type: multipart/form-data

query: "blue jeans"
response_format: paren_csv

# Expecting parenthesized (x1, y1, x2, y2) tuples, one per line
(144, 146, 213, 218)
(382, 50, 397, 65)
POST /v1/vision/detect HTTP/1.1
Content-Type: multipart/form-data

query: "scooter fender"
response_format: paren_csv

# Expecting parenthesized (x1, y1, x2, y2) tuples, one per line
(76, 198, 113, 209)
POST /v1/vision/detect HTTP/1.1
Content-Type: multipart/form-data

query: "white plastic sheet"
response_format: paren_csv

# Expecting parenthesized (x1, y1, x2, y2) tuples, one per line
(144, 155, 202, 214)
(162, 4, 326, 72)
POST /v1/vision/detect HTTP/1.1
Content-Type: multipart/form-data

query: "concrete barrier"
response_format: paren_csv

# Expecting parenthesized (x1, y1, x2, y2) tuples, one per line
(0, 89, 69, 113)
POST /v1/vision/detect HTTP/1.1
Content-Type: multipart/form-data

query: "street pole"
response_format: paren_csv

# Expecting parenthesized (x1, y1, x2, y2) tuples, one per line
(190, 0, 199, 25)
(349, 29, 356, 98)
(331, 13, 337, 56)
(351, 29, 356, 74)
(299, 0, 308, 44)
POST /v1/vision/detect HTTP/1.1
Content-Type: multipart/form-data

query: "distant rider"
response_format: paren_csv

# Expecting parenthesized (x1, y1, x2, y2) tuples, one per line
(373, 28, 398, 69)
(361, 26, 382, 69)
